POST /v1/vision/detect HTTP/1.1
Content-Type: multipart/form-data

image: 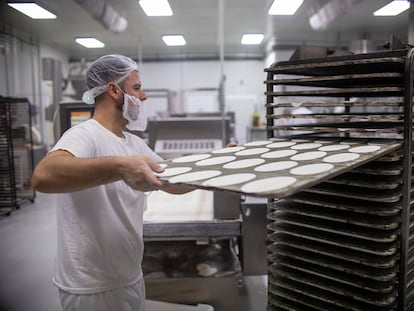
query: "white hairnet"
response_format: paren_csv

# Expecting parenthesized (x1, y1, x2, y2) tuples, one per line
(82, 54, 138, 105)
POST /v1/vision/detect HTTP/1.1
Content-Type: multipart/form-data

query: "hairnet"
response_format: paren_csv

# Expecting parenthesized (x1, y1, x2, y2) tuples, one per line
(82, 54, 138, 105)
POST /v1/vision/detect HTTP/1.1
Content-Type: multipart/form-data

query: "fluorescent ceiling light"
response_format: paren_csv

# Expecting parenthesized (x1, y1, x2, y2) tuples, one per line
(75, 38, 105, 48)
(373, 0, 410, 16)
(139, 0, 173, 16)
(241, 34, 264, 45)
(268, 0, 304, 15)
(8, 2, 56, 19)
(162, 35, 186, 46)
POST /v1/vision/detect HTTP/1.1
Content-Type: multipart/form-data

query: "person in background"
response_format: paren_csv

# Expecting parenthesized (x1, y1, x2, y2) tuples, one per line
(31, 54, 192, 311)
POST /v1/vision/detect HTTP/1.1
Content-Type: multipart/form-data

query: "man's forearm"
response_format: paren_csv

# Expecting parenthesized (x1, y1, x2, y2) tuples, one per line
(32, 153, 122, 193)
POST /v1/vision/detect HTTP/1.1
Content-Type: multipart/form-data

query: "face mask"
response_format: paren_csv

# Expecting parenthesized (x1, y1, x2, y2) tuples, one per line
(122, 92, 147, 131)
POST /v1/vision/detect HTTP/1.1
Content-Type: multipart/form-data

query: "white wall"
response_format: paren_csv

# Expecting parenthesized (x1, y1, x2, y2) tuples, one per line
(1, 33, 290, 145)
(140, 59, 267, 144)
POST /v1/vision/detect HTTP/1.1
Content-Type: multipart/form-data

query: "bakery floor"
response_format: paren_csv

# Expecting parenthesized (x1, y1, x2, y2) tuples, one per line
(0, 192, 268, 311)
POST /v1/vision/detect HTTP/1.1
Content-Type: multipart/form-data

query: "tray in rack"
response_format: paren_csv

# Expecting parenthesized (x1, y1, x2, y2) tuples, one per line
(157, 138, 402, 198)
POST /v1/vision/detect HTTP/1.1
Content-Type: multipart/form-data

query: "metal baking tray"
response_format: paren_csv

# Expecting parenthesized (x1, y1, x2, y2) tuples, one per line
(273, 192, 402, 216)
(267, 245, 398, 282)
(268, 211, 399, 242)
(269, 258, 396, 293)
(267, 223, 398, 256)
(268, 267, 398, 308)
(157, 138, 401, 198)
(264, 50, 406, 76)
(269, 201, 400, 230)
(264, 72, 403, 88)
(267, 236, 399, 269)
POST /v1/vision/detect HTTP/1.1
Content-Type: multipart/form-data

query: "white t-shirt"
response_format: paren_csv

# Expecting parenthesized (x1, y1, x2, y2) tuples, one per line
(50, 119, 162, 294)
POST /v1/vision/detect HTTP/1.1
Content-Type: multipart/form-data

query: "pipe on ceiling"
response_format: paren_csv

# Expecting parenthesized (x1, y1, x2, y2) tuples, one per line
(73, 0, 127, 33)
(309, 0, 362, 31)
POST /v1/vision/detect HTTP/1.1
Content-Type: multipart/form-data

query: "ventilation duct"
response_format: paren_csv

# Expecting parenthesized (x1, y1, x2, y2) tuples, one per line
(73, 0, 127, 33)
(309, 0, 361, 31)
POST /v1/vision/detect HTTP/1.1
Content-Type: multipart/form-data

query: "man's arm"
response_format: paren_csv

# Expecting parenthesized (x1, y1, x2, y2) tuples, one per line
(31, 150, 165, 193)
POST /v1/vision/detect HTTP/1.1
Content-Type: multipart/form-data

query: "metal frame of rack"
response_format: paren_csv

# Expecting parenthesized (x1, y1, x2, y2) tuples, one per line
(0, 96, 35, 215)
(264, 48, 414, 310)
(0, 98, 16, 216)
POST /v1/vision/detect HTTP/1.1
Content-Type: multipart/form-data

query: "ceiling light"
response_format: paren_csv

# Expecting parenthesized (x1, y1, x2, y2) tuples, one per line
(241, 34, 264, 45)
(373, 0, 410, 16)
(8, 2, 56, 19)
(139, 0, 173, 16)
(162, 35, 186, 46)
(75, 38, 105, 48)
(268, 0, 304, 15)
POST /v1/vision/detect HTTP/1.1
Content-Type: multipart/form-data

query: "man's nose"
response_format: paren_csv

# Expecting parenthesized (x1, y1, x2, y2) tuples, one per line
(139, 90, 147, 101)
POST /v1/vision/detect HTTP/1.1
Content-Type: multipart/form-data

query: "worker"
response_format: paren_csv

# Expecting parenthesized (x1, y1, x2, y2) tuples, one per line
(31, 54, 192, 311)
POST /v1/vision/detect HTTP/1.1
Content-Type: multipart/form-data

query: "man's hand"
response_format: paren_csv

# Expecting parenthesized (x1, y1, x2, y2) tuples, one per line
(118, 156, 166, 192)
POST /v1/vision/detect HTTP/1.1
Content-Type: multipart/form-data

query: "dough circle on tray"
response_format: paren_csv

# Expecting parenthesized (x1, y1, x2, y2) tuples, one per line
(290, 151, 327, 161)
(223, 158, 265, 169)
(291, 143, 322, 150)
(319, 144, 350, 151)
(244, 140, 272, 147)
(173, 154, 211, 163)
(254, 161, 298, 172)
(168, 170, 222, 183)
(212, 146, 245, 154)
(155, 167, 192, 177)
(266, 141, 296, 148)
(202, 173, 256, 187)
(290, 163, 334, 175)
(195, 156, 236, 166)
(235, 148, 270, 156)
(323, 152, 360, 163)
(241, 176, 297, 194)
(262, 149, 297, 159)
(349, 145, 381, 153)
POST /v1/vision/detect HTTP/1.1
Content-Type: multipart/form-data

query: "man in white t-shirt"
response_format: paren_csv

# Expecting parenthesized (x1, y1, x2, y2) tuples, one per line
(32, 55, 190, 311)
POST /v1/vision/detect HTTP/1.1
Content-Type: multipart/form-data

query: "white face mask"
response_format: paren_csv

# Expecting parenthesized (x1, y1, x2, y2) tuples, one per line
(122, 92, 147, 131)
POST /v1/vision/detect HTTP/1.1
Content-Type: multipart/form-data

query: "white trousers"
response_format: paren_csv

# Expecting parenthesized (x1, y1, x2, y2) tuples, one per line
(58, 280, 145, 311)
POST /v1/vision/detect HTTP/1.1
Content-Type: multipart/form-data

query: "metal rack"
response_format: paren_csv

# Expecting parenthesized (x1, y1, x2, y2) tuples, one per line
(264, 48, 414, 310)
(0, 96, 35, 215)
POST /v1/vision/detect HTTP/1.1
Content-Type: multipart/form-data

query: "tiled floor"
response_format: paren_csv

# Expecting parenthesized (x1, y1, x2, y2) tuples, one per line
(0, 193, 267, 311)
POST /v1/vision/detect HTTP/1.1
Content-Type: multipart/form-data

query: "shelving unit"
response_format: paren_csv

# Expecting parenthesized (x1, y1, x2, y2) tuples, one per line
(0, 96, 35, 215)
(264, 48, 414, 310)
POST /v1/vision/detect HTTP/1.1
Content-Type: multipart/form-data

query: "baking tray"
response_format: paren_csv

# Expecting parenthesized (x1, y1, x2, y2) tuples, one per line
(269, 200, 400, 230)
(267, 235, 399, 269)
(268, 211, 399, 243)
(267, 245, 398, 282)
(267, 223, 398, 256)
(268, 267, 398, 308)
(157, 138, 402, 198)
(271, 192, 402, 216)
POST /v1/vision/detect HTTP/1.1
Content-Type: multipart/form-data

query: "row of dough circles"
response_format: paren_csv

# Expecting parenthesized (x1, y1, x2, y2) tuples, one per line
(171, 149, 377, 169)
(172, 143, 382, 164)
(159, 161, 335, 180)
(160, 169, 309, 194)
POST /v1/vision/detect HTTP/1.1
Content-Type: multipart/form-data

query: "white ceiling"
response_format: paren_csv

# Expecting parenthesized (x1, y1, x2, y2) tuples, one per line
(0, 0, 410, 61)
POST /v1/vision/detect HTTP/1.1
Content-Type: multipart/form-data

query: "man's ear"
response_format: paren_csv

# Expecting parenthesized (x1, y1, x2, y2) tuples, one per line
(107, 82, 121, 99)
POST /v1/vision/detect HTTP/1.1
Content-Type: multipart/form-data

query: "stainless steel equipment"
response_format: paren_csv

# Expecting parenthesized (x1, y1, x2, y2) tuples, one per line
(147, 117, 231, 159)
(264, 46, 413, 310)
(144, 116, 244, 311)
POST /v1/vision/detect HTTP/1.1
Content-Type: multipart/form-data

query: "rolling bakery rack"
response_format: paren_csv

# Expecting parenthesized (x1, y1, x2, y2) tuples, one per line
(0, 96, 35, 216)
(264, 47, 414, 310)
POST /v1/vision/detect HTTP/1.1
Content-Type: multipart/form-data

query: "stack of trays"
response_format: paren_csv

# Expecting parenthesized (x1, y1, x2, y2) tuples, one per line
(267, 148, 405, 310)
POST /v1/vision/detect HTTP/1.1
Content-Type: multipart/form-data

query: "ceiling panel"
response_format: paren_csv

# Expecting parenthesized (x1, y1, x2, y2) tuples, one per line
(0, 0, 410, 61)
